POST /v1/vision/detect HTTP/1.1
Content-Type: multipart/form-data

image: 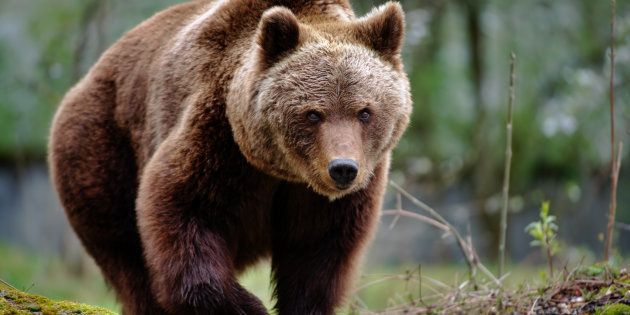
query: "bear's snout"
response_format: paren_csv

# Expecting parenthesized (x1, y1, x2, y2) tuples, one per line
(327, 159, 358, 189)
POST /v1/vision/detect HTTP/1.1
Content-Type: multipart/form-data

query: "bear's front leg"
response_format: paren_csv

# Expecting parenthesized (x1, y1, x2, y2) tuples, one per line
(271, 165, 386, 315)
(137, 134, 268, 315)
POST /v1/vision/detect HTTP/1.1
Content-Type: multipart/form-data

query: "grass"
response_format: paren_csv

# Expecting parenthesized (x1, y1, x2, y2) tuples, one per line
(240, 261, 546, 312)
(3, 243, 630, 314)
(0, 244, 279, 312)
(0, 243, 551, 314)
(0, 244, 118, 312)
(352, 263, 548, 312)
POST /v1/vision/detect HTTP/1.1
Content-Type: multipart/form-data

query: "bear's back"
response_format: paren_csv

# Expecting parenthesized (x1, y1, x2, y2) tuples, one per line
(88, 0, 357, 166)
(91, 1, 206, 163)
(96, 0, 269, 164)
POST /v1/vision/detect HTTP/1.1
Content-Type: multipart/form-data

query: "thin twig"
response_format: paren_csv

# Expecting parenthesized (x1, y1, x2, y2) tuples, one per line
(389, 181, 475, 274)
(422, 275, 452, 291)
(389, 181, 501, 285)
(545, 235, 555, 279)
(605, 140, 623, 260)
(388, 193, 403, 229)
(528, 296, 540, 315)
(467, 223, 478, 289)
(418, 265, 429, 308)
(382, 209, 449, 232)
(608, 141, 624, 237)
(353, 275, 403, 293)
(390, 181, 476, 277)
(604, 0, 617, 262)
(499, 52, 516, 277)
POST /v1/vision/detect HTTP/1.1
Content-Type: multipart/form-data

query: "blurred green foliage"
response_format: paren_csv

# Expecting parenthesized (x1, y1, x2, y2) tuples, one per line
(1, 0, 629, 259)
(0, 243, 118, 311)
(525, 201, 559, 253)
(1, 0, 630, 276)
(1, 0, 628, 174)
(1, 0, 630, 311)
(1, 242, 548, 313)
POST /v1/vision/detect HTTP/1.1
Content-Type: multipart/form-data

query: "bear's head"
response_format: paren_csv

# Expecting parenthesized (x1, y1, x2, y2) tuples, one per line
(228, 2, 411, 199)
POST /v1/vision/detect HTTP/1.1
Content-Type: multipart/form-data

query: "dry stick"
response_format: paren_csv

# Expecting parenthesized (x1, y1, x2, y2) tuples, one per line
(608, 142, 624, 237)
(528, 296, 540, 315)
(388, 181, 473, 278)
(499, 52, 516, 277)
(389, 181, 501, 285)
(388, 193, 403, 229)
(545, 233, 555, 279)
(382, 209, 449, 232)
(353, 275, 406, 293)
(466, 223, 479, 289)
(604, 0, 618, 262)
(418, 265, 428, 308)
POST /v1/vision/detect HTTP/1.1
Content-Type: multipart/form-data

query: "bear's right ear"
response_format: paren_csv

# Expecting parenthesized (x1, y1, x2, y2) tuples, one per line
(256, 7, 301, 69)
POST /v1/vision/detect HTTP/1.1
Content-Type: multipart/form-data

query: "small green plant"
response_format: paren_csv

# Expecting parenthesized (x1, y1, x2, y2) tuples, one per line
(525, 201, 559, 278)
(595, 303, 630, 315)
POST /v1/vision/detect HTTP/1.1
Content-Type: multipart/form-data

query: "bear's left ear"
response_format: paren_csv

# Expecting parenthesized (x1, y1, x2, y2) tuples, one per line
(354, 2, 405, 69)
(256, 7, 301, 69)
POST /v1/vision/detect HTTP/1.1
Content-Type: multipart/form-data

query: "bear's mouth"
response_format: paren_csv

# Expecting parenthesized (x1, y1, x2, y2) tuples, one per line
(306, 176, 354, 199)
(314, 174, 364, 199)
(334, 183, 352, 190)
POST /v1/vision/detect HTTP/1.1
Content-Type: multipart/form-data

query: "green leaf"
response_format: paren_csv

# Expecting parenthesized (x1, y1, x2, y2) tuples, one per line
(540, 201, 550, 218)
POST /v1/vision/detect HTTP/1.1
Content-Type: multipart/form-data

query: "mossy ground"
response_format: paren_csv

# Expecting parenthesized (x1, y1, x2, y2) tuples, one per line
(2, 243, 629, 314)
(0, 282, 116, 315)
(0, 244, 117, 311)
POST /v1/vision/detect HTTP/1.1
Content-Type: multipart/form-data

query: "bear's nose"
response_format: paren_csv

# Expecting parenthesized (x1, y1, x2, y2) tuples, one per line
(328, 159, 358, 188)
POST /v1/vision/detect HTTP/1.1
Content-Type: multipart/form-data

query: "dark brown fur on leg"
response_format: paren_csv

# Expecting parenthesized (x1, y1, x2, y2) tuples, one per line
(92, 243, 166, 315)
(136, 103, 274, 314)
(270, 163, 387, 315)
(49, 80, 167, 315)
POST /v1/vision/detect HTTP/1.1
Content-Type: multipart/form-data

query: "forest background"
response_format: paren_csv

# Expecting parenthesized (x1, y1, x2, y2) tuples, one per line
(0, 0, 629, 312)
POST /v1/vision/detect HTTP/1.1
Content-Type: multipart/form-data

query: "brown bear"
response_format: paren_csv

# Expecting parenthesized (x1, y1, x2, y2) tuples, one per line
(48, 0, 411, 314)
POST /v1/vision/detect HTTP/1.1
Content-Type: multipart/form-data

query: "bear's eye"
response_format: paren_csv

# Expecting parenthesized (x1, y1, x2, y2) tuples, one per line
(306, 111, 322, 124)
(358, 109, 371, 123)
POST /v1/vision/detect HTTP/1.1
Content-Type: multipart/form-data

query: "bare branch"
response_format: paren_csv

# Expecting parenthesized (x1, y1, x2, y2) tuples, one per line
(388, 193, 403, 229)
(528, 296, 540, 315)
(499, 52, 516, 277)
(382, 209, 449, 232)
(389, 181, 501, 285)
(604, 0, 618, 262)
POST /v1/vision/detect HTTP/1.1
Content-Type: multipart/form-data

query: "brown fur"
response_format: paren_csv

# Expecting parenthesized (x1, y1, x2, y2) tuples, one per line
(48, 0, 411, 314)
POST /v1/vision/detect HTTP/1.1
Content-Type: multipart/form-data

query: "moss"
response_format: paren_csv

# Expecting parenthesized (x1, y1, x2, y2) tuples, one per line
(596, 303, 630, 315)
(0, 283, 116, 315)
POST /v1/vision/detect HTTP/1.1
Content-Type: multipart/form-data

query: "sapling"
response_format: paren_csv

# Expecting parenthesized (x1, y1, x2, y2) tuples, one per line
(525, 201, 559, 278)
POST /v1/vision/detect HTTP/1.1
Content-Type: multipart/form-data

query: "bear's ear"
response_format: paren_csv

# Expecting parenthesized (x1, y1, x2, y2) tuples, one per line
(256, 7, 301, 69)
(354, 2, 405, 69)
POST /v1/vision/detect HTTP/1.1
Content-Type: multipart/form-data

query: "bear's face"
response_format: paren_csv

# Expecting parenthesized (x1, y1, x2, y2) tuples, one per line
(257, 44, 410, 198)
(228, 3, 411, 199)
